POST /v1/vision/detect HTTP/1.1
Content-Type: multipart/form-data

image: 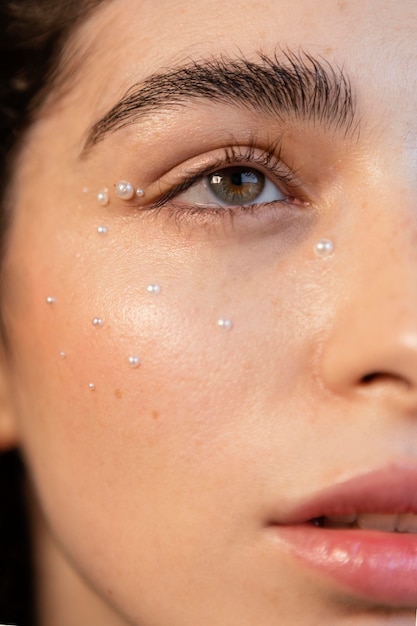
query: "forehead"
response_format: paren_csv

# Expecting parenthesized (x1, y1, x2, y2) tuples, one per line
(66, 0, 417, 114)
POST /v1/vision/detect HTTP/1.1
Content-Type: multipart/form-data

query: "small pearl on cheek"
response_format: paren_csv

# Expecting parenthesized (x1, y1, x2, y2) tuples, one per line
(89, 383, 95, 391)
(217, 318, 233, 331)
(59, 351, 67, 359)
(314, 239, 334, 258)
(135, 187, 144, 198)
(92, 317, 104, 328)
(128, 356, 140, 368)
(46, 296, 56, 305)
(97, 189, 109, 206)
(115, 180, 135, 200)
(146, 284, 161, 295)
(97, 226, 108, 235)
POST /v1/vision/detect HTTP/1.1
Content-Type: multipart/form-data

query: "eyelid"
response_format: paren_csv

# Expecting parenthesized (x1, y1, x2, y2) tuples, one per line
(144, 142, 307, 210)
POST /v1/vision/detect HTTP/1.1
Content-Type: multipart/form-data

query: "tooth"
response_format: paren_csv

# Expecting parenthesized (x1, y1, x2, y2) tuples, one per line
(356, 514, 398, 531)
(326, 514, 357, 524)
(396, 513, 417, 533)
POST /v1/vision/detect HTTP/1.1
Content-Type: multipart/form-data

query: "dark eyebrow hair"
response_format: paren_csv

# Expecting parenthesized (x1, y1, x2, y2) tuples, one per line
(82, 49, 357, 155)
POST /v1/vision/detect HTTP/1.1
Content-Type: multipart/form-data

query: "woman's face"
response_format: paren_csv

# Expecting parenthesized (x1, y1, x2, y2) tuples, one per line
(3, 0, 417, 624)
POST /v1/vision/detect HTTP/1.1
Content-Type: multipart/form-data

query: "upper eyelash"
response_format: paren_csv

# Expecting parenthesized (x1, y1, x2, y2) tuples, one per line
(148, 140, 302, 210)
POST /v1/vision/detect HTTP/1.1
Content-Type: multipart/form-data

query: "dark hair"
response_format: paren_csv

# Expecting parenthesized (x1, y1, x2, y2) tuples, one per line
(0, 1, 105, 622)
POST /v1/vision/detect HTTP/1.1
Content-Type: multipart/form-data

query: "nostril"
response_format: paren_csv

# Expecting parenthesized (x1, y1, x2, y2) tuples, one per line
(361, 373, 379, 384)
(361, 372, 388, 385)
(360, 371, 410, 390)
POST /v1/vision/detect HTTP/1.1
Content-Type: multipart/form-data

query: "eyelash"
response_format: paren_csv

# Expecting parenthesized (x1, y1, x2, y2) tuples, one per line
(147, 141, 305, 218)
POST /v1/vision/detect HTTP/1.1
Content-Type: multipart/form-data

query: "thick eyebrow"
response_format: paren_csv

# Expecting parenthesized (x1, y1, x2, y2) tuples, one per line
(82, 49, 357, 155)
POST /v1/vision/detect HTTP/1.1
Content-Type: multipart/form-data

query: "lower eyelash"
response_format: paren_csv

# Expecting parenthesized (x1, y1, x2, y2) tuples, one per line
(146, 199, 289, 230)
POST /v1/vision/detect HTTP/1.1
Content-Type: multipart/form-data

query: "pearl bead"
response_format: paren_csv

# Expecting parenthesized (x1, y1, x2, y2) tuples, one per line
(59, 351, 67, 359)
(46, 296, 56, 305)
(314, 238, 334, 258)
(146, 284, 161, 295)
(217, 318, 233, 331)
(115, 180, 135, 200)
(89, 383, 95, 391)
(136, 187, 144, 198)
(128, 356, 140, 368)
(92, 317, 103, 327)
(97, 189, 109, 206)
(97, 226, 108, 235)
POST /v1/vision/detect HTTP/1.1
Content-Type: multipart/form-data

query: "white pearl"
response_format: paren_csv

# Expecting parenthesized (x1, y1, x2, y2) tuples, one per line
(314, 238, 334, 258)
(115, 180, 135, 200)
(146, 284, 161, 294)
(92, 317, 103, 327)
(46, 296, 56, 305)
(97, 189, 109, 206)
(89, 382, 95, 391)
(97, 226, 108, 235)
(128, 356, 140, 368)
(59, 351, 67, 359)
(217, 318, 233, 331)
(136, 187, 144, 198)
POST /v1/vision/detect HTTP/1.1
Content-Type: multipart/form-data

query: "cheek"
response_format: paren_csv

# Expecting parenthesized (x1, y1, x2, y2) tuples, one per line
(0, 201, 334, 619)
(1, 209, 329, 486)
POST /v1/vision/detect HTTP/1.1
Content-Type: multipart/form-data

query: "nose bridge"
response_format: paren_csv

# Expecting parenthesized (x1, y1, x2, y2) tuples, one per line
(320, 188, 417, 400)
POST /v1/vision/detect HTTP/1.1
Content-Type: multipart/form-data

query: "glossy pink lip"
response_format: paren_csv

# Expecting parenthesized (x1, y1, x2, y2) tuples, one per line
(269, 465, 417, 607)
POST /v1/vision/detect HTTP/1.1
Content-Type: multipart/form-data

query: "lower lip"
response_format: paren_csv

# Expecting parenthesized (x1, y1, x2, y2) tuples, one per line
(272, 523, 417, 606)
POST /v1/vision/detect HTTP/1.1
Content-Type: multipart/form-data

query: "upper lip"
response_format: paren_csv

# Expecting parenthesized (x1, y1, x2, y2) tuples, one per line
(274, 464, 417, 525)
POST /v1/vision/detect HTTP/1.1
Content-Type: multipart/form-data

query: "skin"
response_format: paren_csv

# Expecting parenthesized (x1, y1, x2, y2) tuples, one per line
(1, 0, 417, 624)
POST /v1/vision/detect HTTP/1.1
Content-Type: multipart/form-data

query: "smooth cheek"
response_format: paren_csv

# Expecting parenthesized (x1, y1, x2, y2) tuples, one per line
(1, 182, 337, 622)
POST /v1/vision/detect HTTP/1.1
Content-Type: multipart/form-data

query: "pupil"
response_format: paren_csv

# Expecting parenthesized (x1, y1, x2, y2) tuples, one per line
(230, 171, 258, 186)
(231, 172, 243, 186)
(209, 167, 265, 204)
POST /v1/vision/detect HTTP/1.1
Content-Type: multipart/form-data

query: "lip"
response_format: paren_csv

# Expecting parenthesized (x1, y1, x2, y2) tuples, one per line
(269, 465, 417, 606)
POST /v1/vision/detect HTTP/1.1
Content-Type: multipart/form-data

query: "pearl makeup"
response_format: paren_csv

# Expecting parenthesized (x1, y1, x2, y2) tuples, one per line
(92, 317, 104, 328)
(146, 284, 161, 295)
(96, 189, 109, 206)
(46, 296, 56, 305)
(115, 180, 135, 200)
(88, 383, 95, 391)
(314, 238, 334, 259)
(97, 226, 108, 235)
(217, 318, 233, 331)
(59, 351, 67, 359)
(95, 180, 145, 206)
(128, 356, 140, 368)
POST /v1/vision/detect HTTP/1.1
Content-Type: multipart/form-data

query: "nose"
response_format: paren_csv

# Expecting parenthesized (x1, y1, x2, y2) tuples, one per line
(320, 196, 417, 410)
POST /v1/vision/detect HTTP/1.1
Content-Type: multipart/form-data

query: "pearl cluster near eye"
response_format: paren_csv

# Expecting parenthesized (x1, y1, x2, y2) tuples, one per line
(96, 180, 144, 207)
(70, 179, 336, 390)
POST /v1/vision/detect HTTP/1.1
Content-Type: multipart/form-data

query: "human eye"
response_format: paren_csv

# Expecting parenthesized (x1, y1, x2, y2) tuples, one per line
(148, 144, 309, 222)
(174, 165, 284, 207)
